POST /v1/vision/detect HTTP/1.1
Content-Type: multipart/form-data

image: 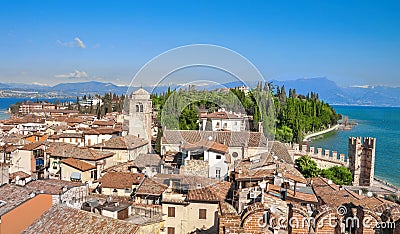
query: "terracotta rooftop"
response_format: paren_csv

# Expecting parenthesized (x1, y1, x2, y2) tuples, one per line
(100, 172, 145, 189)
(0, 184, 33, 216)
(162, 130, 268, 148)
(135, 153, 162, 166)
(92, 120, 115, 126)
(271, 141, 293, 164)
(135, 177, 168, 196)
(46, 142, 114, 161)
(9, 171, 31, 180)
(182, 140, 229, 154)
(57, 132, 83, 138)
(24, 179, 84, 195)
(268, 184, 318, 204)
(65, 117, 84, 123)
(91, 135, 148, 150)
(20, 141, 45, 151)
(102, 160, 141, 173)
(236, 168, 275, 181)
(22, 205, 139, 234)
(83, 128, 121, 135)
(311, 177, 382, 208)
(61, 158, 96, 171)
(187, 187, 220, 202)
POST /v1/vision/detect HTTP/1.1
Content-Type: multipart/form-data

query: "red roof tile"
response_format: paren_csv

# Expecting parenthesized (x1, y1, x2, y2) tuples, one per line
(100, 172, 145, 189)
(61, 158, 96, 171)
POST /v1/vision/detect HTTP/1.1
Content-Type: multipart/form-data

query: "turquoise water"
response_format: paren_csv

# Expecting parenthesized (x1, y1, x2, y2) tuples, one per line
(310, 105, 400, 187)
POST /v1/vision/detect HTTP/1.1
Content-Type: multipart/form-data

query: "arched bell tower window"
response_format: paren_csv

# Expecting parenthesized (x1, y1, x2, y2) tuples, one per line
(136, 103, 144, 112)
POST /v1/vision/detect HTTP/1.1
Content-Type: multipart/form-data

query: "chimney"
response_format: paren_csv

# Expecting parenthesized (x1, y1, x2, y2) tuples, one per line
(258, 122, 263, 133)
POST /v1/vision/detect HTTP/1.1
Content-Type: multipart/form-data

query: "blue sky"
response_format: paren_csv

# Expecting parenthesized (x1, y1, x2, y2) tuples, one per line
(0, 0, 399, 86)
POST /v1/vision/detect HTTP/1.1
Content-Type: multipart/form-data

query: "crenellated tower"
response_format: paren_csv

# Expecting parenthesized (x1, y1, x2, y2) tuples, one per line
(348, 137, 376, 186)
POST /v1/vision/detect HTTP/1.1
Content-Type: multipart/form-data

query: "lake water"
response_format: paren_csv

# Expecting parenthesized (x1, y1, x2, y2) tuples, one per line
(310, 105, 400, 187)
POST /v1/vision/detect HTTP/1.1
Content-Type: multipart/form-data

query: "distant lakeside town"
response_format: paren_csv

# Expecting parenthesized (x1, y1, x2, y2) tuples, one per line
(1, 84, 400, 233)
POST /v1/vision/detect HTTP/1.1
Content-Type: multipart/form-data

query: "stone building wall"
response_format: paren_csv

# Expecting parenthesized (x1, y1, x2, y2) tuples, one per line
(181, 160, 209, 178)
(348, 137, 376, 186)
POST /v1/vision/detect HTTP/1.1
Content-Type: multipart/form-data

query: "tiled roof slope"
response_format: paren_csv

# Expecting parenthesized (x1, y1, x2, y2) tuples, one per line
(163, 130, 267, 147)
(91, 136, 148, 150)
(47, 142, 114, 160)
(0, 184, 33, 216)
(135, 177, 167, 196)
(61, 158, 96, 171)
(22, 205, 139, 234)
(24, 179, 84, 195)
(183, 140, 228, 154)
(100, 172, 144, 189)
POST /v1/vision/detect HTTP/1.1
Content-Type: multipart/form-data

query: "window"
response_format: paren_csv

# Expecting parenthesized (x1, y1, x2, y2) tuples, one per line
(91, 170, 98, 180)
(199, 209, 207, 219)
(216, 168, 221, 178)
(139, 104, 144, 112)
(136, 104, 140, 112)
(232, 152, 239, 158)
(168, 207, 175, 217)
(216, 155, 222, 160)
(223, 123, 227, 129)
(167, 227, 175, 234)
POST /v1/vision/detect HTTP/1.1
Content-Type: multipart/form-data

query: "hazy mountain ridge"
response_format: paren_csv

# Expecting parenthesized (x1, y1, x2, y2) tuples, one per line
(0, 79, 399, 106)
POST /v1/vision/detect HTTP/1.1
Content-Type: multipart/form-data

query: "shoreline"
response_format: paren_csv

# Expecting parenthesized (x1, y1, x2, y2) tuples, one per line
(303, 124, 339, 142)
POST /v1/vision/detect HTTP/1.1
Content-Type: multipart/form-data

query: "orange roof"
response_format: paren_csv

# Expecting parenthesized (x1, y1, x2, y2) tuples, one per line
(100, 172, 145, 189)
(61, 158, 96, 171)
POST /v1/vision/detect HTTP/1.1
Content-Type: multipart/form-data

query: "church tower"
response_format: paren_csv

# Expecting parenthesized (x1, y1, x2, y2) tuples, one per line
(128, 88, 152, 144)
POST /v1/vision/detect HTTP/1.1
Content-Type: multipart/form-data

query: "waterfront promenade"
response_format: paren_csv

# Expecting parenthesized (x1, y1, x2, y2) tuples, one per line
(303, 124, 339, 141)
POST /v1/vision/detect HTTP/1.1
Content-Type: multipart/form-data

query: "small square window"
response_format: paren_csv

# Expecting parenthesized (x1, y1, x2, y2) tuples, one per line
(167, 227, 175, 234)
(168, 207, 175, 217)
(216, 155, 221, 160)
(199, 209, 207, 219)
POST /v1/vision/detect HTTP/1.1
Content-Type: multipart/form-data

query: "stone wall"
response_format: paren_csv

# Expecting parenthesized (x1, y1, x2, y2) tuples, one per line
(181, 160, 209, 178)
(291, 143, 348, 169)
(348, 137, 376, 186)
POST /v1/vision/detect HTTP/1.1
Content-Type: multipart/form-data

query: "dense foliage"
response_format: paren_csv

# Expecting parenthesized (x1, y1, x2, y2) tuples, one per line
(294, 155, 320, 178)
(320, 166, 353, 185)
(294, 155, 353, 185)
(152, 83, 340, 143)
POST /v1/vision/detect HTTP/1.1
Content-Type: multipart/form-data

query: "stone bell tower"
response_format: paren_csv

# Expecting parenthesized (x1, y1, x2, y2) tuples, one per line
(348, 137, 376, 186)
(128, 88, 152, 143)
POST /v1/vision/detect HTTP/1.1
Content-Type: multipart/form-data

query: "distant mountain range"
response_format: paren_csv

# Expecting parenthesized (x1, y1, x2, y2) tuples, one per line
(270, 77, 400, 107)
(0, 78, 399, 106)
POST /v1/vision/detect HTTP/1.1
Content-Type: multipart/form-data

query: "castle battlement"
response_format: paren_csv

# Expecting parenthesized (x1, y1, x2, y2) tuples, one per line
(291, 143, 349, 168)
(290, 136, 376, 187)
